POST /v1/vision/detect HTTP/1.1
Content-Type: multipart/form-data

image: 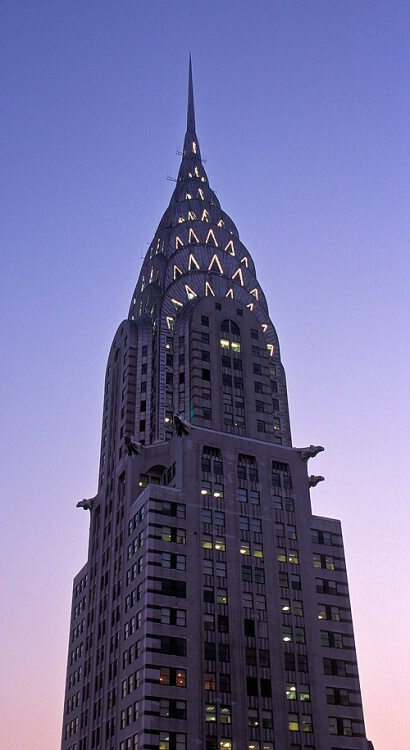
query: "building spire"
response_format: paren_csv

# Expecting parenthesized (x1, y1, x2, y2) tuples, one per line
(187, 55, 196, 133)
(179, 55, 203, 171)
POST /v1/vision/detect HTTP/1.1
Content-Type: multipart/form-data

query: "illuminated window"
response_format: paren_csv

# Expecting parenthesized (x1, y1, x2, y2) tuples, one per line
(289, 550, 299, 564)
(220, 706, 231, 724)
(282, 625, 292, 642)
(286, 682, 297, 700)
(225, 288, 234, 298)
(288, 714, 299, 732)
(231, 341, 241, 352)
(205, 282, 215, 296)
(206, 229, 218, 247)
(185, 285, 197, 300)
(205, 672, 216, 690)
(172, 298, 183, 310)
(300, 686, 310, 702)
(232, 268, 244, 285)
(205, 704, 216, 721)
(240, 542, 250, 556)
(188, 228, 200, 244)
(220, 338, 230, 349)
(250, 288, 259, 300)
(208, 254, 223, 274)
(184, 256, 198, 274)
(188, 211, 196, 220)
(277, 547, 286, 562)
(202, 209, 210, 222)
(248, 709, 259, 727)
(224, 240, 235, 255)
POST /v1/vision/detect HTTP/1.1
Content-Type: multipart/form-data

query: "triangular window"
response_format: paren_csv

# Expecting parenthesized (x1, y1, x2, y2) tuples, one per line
(250, 288, 259, 300)
(188, 254, 200, 271)
(240, 256, 248, 267)
(208, 254, 224, 274)
(206, 229, 218, 247)
(172, 298, 184, 310)
(232, 268, 244, 286)
(188, 228, 200, 244)
(224, 240, 235, 256)
(247, 302, 254, 311)
(205, 282, 215, 297)
(173, 265, 183, 280)
(166, 317, 174, 330)
(225, 288, 234, 299)
(185, 285, 197, 300)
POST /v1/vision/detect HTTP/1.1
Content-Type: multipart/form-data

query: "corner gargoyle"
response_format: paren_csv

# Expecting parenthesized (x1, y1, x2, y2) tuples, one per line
(124, 434, 142, 456)
(76, 498, 93, 511)
(299, 445, 324, 460)
(308, 475, 325, 488)
(174, 414, 192, 436)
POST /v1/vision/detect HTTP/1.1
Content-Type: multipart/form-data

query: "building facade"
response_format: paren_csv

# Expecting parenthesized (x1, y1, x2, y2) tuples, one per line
(61, 63, 371, 750)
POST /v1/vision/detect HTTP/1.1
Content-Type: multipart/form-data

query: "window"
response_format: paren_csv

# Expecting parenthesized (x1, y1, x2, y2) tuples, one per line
(159, 731, 186, 750)
(159, 667, 186, 687)
(201, 315, 209, 326)
(217, 588, 227, 604)
(286, 682, 297, 700)
(202, 369, 211, 381)
(205, 672, 216, 690)
(243, 592, 253, 609)
(215, 561, 226, 578)
(288, 714, 299, 732)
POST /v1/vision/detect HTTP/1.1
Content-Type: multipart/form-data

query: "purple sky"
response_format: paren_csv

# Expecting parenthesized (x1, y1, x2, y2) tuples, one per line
(0, 2, 409, 749)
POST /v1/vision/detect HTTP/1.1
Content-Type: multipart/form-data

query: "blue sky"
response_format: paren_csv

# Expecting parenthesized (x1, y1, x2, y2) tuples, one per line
(0, 3, 409, 748)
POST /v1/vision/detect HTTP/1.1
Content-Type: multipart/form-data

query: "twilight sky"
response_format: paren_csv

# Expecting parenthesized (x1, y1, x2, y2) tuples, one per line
(0, 2, 409, 749)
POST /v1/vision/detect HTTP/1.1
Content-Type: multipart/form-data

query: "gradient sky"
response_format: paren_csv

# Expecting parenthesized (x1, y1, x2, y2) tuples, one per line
(0, 2, 409, 749)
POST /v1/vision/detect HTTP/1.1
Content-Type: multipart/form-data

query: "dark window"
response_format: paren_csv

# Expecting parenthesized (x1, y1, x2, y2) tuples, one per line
(202, 369, 211, 381)
(201, 316, 209, 326)
(218, 644, 230, 662)
(218, 615, 229, 633)
(244, 619, 255, 637)
(246, 677, 258, 696)
(204, 642, 216, 660)
(219, 674, 231, 693)
(260, 679, 272, 697)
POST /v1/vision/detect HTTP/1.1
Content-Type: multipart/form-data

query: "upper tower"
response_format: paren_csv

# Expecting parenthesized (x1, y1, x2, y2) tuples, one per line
(105, 61, 291, 461)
